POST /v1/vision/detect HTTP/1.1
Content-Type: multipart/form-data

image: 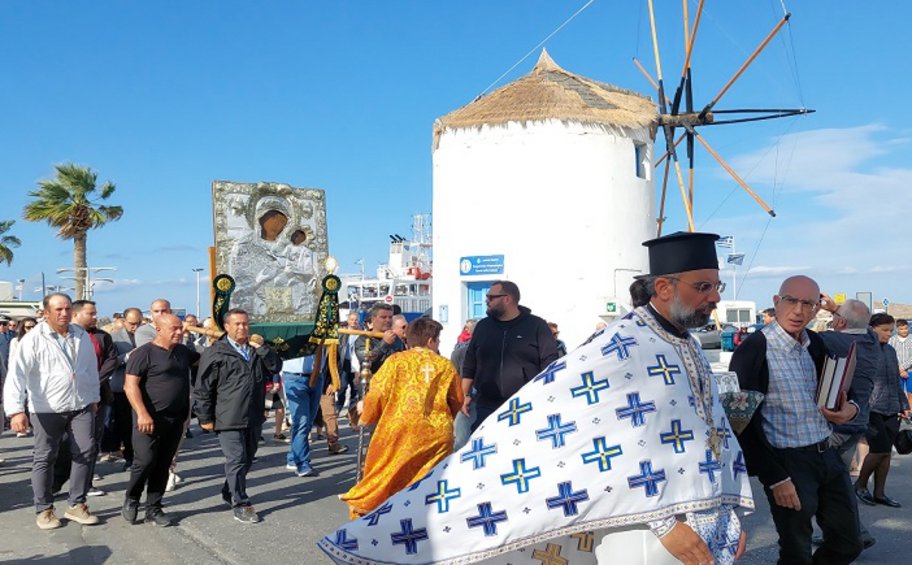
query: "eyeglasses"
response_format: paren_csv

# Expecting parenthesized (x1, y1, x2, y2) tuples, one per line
(664, 276, 726, 294)
(777, 295, 820, 312)
(485, 294, 507, 301)
(23, 325, 36, 330)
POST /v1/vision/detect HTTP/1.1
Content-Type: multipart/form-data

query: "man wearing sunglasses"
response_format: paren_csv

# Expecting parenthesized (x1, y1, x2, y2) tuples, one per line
(730, 276, 862, 564)
(460, 280, 559, 432)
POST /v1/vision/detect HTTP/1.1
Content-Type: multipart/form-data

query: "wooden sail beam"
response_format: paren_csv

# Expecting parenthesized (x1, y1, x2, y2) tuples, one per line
(680, 0, 705, 79)
(647, 0, 695, 232)
(657, 157, 671, 237)
(700, 13, 791, 118)
(691, 128, 776, 217)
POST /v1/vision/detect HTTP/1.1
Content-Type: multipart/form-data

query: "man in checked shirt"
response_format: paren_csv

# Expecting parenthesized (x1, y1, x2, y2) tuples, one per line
(730, 275, 862, 565)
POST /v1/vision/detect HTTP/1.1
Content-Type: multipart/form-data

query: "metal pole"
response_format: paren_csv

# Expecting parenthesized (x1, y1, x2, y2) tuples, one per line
(192, 268, 204, 317)
(731, 239, 737, 300)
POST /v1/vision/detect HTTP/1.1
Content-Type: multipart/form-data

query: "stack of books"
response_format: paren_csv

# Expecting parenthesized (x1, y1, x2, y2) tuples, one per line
(816, 341, 857, 410)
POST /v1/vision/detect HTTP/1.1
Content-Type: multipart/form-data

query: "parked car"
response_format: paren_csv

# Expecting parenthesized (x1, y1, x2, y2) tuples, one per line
(690, 323, 738, 349)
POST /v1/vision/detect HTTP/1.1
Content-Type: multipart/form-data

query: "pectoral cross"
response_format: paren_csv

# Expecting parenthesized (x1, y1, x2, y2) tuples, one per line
(707, 429, 722, 461)
(421, 364, 435, 384)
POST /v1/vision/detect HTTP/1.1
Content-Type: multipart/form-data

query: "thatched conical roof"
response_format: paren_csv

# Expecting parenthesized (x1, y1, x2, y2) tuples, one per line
(435, 50, 656, 144)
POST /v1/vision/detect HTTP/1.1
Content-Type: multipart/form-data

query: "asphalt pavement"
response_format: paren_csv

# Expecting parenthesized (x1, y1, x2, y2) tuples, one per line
(1, 416, 910, 564)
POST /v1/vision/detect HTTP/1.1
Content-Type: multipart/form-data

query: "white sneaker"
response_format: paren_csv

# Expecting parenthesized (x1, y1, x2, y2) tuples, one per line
(165, 473, 178, 492)
(172, 473, 183, 485)
(285, 463, 297, 471)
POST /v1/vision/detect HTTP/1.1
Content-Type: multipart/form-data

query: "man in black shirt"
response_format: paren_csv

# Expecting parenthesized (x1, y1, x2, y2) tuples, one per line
(461, 280, 559, 432)
(122, 313, 199, 526)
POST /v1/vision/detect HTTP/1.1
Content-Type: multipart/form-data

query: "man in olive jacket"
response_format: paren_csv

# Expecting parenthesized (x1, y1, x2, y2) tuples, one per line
(194, 309, 282, 524)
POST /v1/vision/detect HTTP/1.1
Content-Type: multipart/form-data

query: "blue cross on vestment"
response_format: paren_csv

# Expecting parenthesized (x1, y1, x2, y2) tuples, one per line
(733, 451, 748, 480)
(660, 419, 695, 454)
(466, 502, 508, 536)
(545, 481, 590, 517)
(534, 359, 567, 385)
(601, 333, 638, 361)
(363, 502, 392, 526)
(717, 419, 732, 450)
(699, 449, 722, 483)
(570, 371, 610, 405)
(334, 528, 359, 551)
(497, 397, 532, 426)
(461, 437, 497, 470)
(616, 392, 657, 428)
(390, 519, 428, 555)
(500, 458, 542, 493)
(535, 414, 578, 448)
(628, 459, 667, 497)
(581, 437, 623, 472)
(647, 354, 681, 385)
(425, 480, 461, 513)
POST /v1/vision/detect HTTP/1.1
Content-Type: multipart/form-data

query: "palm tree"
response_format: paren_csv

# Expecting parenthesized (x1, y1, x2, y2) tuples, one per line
(23, 163, 123, 299)
(0, 220, 22, 266)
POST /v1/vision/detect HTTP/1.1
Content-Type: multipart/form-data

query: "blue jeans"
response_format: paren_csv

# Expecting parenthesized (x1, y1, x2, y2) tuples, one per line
(284, 372, 323, 472)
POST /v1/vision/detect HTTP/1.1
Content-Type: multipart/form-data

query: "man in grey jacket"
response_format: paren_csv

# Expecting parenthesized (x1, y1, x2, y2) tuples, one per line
(2, 293, 101, 530)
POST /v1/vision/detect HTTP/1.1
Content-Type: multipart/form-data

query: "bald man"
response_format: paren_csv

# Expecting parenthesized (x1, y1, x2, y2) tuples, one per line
(122, 314, 200, 526)
(731, 275, 862, 564)
(134, 299, 172, 347)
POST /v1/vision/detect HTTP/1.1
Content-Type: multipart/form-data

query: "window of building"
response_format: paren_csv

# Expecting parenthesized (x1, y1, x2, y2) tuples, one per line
(634, 142, 649, 180)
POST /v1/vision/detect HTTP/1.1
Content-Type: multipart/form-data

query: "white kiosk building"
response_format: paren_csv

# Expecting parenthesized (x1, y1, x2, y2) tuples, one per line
(432, 51, 657, 351)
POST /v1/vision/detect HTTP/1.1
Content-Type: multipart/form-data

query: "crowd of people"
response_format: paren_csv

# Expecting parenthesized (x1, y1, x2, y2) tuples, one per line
(2, 231, 910, 565)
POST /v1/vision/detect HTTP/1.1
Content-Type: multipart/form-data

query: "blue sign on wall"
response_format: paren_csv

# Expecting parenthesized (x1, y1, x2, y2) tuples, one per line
(460, 255, 505, 276)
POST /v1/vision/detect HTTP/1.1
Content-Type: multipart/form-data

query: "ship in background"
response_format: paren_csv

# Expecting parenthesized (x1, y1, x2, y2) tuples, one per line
(339, 213, 432, 321)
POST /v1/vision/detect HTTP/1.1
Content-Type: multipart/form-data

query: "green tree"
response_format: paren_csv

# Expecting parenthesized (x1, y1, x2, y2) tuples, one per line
(0, 220, 22, 265)
(23, 163, 123, 299)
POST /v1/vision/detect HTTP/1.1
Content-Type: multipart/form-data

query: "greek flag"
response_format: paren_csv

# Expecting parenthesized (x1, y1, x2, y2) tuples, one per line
(716, 236, 734, 248)
(726, 253, 745, 265)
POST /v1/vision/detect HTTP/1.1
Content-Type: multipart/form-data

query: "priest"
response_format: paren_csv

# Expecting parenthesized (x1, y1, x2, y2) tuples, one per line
(319, 232, 754, 565)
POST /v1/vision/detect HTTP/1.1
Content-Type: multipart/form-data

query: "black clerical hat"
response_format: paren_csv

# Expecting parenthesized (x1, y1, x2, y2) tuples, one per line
(641, 232, 720, 276)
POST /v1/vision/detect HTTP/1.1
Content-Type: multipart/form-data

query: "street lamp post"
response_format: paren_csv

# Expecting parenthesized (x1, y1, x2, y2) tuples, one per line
(57, 266, 117, 300)
(192, 268, 204, 317)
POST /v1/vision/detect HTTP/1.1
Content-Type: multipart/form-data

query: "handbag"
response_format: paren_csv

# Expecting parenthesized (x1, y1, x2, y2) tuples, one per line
(895, 416, 912, 455)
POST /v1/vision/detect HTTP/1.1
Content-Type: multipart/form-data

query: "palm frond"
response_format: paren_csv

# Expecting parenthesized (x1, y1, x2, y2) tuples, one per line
(99, 181, 116, 200)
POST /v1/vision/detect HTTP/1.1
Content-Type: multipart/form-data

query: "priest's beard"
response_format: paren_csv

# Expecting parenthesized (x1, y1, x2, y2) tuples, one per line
(669, 293, 714, 328)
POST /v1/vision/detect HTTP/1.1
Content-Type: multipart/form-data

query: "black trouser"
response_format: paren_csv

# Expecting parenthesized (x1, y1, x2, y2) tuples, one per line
(111, 392, 134, 463)
(470, 401, 502, 433)
(126, 414, 184, 510)
(764, 444, 863, 565)
(218, 425, 261, 508)
(334, 359, 358, 413)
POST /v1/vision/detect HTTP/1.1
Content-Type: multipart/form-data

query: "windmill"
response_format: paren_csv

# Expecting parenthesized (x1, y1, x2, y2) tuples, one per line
(636, 0, 812, 236)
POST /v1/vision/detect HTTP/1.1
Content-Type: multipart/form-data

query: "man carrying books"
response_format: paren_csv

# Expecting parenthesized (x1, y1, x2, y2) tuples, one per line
(730, 275, 862, 565)
(817, 296, 879, 549)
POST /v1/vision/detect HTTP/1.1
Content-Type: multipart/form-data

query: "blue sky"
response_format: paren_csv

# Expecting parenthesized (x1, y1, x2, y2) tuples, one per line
(1, 1, 909, 316)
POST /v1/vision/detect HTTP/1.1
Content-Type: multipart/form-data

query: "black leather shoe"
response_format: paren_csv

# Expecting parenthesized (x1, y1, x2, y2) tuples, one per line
(122, 499, 139, 524)
(855, 487, 876, 506)
(145, 508, 174, 527)
(874, 495, 902, 508)
(221, 491, 233, 508)
(861, 533, 876, 550)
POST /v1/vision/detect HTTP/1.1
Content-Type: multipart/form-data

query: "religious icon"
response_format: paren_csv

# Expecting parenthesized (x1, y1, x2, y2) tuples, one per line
(213, 181, 328, 323)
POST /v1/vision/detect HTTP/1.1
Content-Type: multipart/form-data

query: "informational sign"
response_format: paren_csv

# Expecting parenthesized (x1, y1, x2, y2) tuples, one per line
(856, 291, 873, 312)
(833, 293, 846, 305)
(605, 301, 618, 314)
(459, 255, 505, 276)
(384, 294, 394, 304)
(882, 297, 889, 307)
